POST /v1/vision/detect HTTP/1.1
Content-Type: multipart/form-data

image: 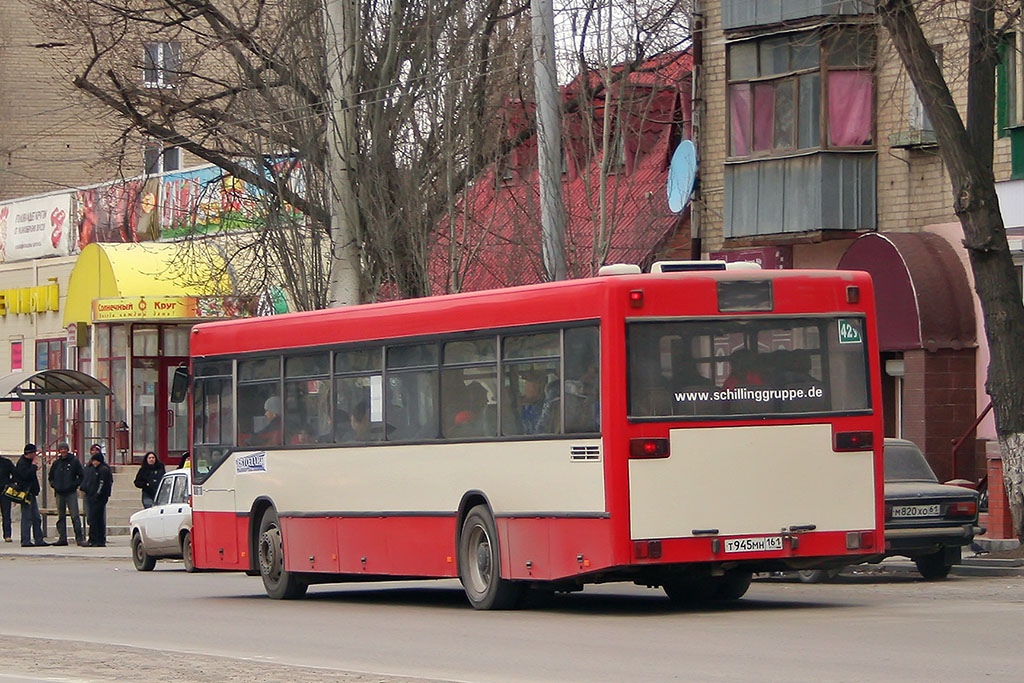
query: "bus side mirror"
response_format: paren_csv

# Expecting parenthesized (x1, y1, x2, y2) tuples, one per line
(170, 366, 190, 404)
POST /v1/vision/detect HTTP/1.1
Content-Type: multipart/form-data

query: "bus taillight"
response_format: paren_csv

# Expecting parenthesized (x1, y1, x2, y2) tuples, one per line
(629, 289, 644, 308)
(629, 438, 669, 458)
(834, 431, 873, 451)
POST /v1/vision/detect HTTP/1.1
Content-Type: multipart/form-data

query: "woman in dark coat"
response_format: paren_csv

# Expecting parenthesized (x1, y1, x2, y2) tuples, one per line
(133, 451, 165, 508)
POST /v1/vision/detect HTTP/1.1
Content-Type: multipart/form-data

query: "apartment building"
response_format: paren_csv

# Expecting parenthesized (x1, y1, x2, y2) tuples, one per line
(693, 0, 1024, 501)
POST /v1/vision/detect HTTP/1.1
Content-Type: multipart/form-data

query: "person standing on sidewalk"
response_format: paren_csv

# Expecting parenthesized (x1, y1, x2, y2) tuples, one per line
(80, 445, 100, 523)
(47, 441, 85, 546)
(0, 455, 14, 542)
(14, 444, 47, 547)
(133, 451, 164, 509)
(84, 449, 112, 547)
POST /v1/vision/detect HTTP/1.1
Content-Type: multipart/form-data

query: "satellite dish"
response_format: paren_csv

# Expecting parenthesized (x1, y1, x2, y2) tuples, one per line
(666, 139, 697, 213)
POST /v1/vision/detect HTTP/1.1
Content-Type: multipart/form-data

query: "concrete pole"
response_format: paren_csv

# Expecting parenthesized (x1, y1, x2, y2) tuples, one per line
(324, 0, 363, 306)
(530, 0, 567, 281)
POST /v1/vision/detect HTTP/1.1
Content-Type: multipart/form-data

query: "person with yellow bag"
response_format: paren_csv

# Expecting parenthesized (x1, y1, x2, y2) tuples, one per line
(12, 444, 47, 547)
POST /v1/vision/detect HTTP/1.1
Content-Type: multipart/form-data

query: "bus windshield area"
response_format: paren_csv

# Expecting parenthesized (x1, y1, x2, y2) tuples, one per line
(627, 316, 870, 419)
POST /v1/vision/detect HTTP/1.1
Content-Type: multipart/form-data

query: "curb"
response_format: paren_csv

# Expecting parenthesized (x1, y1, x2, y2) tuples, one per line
(0, 539, 131, 562)
(872, 556, 1024, 578)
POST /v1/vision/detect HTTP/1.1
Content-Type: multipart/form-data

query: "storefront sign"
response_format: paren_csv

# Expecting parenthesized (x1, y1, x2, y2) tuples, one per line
(0, 284, 59, 315)
(92, 295, 257, 322)
(0, 193, 74, 262)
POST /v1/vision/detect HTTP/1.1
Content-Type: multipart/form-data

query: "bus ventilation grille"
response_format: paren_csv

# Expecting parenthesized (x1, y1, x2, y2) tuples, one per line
(570, 445, 601, 462)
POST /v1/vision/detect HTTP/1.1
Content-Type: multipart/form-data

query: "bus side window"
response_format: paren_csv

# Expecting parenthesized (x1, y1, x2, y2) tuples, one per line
(564, 326, 599, 433)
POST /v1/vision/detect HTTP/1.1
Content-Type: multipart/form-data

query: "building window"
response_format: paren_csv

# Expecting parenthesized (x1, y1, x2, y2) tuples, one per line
(143, 42, 180, 88)
(998, 32, 1024, 179)
(1000, 33, 1024, 129)
(145, 142, 181, 175)
(728, 27, 875, 159)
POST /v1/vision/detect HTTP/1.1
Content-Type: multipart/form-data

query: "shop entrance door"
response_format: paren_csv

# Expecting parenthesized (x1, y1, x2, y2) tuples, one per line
(131, 357, 188, 464)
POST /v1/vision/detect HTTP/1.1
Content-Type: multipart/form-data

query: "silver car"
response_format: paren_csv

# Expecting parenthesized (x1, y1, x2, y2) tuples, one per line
(129, 468, 194, 572)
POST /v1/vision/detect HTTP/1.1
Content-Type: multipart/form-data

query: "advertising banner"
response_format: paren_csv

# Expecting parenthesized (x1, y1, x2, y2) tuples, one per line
(76, 177, 161, 248)
(0, 192, 74, 262)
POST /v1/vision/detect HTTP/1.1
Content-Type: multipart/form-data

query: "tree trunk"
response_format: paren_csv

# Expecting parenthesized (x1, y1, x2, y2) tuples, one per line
(879, 0, 1024, 539)
(324, 0, 363, 307)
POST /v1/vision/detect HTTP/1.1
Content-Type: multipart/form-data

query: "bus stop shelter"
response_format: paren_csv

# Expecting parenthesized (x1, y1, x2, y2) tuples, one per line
(0, 369, 112, 446)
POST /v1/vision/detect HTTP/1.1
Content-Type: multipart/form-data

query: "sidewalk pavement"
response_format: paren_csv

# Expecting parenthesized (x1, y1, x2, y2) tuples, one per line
(0, 535, 131, 561)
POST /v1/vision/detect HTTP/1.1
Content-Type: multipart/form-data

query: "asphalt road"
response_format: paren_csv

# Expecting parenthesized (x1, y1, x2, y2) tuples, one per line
(1, 557, 1021, 682)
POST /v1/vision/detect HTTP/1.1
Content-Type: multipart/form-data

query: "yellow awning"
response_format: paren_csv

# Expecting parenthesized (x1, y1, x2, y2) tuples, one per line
(64, 242, 233, 326)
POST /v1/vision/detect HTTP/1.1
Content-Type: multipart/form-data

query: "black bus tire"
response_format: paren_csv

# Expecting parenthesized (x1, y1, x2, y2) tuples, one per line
(458, 505, 522, 610)
(257, 508, 308, 599)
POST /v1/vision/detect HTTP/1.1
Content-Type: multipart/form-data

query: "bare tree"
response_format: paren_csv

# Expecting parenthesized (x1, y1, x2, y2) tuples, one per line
(32, 0, 531, 305)
(877, 0, 1024, 539)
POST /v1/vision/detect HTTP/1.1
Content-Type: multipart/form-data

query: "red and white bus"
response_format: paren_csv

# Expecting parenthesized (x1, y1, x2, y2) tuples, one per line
(185, 265, 884, 608)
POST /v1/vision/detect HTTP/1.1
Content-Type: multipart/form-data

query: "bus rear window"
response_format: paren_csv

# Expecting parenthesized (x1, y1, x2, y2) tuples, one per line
(627, 317, 870, 418)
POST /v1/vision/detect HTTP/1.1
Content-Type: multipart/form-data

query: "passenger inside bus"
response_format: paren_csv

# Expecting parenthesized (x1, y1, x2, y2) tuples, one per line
(518, 372, 558, 434)
(347, 401, 381, 441)
(723, 348, 764, 390)
(244, 396, 283, 447)
(448, 382, 492, 438)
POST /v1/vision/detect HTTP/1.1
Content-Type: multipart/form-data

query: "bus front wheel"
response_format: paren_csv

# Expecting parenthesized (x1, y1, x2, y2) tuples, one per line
(458, 505, 522, 610)
(257, 508, 308, 600)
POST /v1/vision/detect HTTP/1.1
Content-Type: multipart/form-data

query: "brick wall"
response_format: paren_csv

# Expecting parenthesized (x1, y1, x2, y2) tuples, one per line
(0, 1, 203, 202)
(901, 347, 980, 482)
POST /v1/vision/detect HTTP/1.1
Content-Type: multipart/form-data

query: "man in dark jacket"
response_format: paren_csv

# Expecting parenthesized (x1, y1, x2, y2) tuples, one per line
(13, 444, 47, 547)
(84, 450, 112, 547)
(0, 455, 13, 542)
(48, 441, 85, 546)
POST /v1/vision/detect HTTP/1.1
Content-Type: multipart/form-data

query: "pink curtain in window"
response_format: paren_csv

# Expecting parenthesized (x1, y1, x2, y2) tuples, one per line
(753, 84, 774, 151)
(729, 84, 751, 156)
(828, 70, 874, 146)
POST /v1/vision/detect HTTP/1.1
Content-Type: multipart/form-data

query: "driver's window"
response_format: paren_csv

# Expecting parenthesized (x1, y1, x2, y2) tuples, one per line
(155, 478, 173, 506)
(170, 475, 188, 504)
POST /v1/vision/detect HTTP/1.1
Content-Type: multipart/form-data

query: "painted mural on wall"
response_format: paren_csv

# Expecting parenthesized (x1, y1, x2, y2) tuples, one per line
(159, 162, 304, 239)
(0, 192, 75, 261)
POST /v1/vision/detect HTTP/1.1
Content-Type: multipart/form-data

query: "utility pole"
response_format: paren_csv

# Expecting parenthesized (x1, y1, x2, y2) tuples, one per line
(530, 0, 567, 281)
(324, 0, 362, 306)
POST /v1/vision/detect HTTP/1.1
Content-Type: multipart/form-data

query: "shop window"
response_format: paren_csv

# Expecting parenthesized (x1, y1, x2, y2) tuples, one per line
(727, 27, 874, 159)
(36, 339, 66, 444)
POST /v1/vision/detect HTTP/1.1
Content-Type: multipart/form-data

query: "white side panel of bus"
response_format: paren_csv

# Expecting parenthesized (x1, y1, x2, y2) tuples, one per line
(215, 438, 606, 516)
(628, 424, 875, 539)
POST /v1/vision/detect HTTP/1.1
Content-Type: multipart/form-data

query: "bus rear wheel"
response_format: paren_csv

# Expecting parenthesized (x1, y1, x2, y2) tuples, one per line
(257, 508, 308, 599)
(458, 505, 522, 610)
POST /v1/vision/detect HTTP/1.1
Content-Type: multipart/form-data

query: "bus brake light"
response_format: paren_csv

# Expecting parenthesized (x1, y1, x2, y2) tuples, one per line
(630, 438, 669, 459)
(629, 290, 644, 308)
(834, 431, 873, 451)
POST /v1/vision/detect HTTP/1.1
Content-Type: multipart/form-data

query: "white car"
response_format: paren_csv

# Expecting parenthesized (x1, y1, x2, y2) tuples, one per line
(129, 468, 194, 572)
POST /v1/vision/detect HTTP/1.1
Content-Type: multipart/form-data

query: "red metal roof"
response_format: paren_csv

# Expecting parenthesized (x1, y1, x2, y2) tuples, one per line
(430, 51, 692, 295)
